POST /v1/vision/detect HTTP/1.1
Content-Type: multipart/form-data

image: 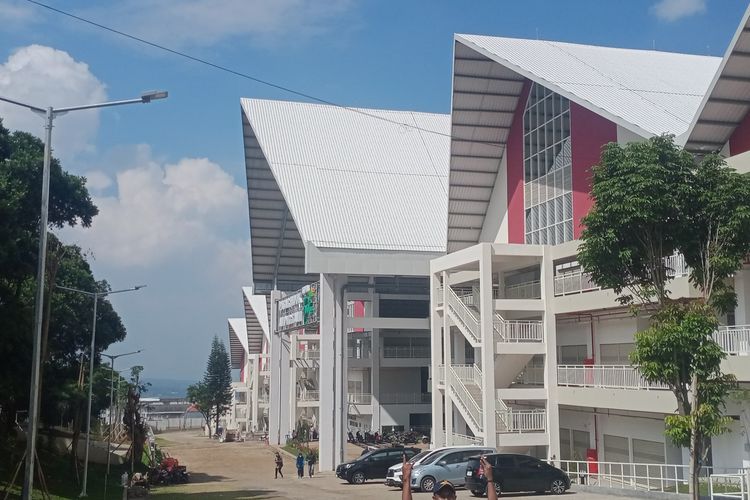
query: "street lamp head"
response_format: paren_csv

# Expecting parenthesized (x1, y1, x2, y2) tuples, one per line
(141, 90, 168, 103)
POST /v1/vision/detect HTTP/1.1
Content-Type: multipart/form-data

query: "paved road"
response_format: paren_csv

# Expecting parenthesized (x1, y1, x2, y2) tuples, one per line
(148, 430, 614, 500)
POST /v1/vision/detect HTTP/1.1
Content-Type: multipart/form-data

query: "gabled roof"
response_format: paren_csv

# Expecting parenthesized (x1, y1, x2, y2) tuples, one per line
(241, 98, 451, 289)
(455, 34, 721, 139)
(242, 286, 269, 352)
(683, 3, 750, 153)
(227, 318, 248, 369)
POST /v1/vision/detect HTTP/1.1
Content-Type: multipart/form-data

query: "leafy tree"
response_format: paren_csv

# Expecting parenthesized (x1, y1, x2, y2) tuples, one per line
(186, 381, 213, 436)
(579, 136, 746, 499)
(204, 336, 232, 435)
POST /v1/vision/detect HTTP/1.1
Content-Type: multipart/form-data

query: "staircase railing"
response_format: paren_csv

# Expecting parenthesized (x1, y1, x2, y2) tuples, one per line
(446, 287, 480, 344)
(447, 364, 483, 432)
(496, 408, 547, 433)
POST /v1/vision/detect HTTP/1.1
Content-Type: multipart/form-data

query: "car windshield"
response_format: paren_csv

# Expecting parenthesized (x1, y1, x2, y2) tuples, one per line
(419, 450, 443, 465)
(408, 450, 430, 464)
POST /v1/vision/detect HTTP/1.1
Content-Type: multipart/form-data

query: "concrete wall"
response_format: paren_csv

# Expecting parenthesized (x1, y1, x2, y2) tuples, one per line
(379, 367, 422, 394)
(379, 403, 432, 428)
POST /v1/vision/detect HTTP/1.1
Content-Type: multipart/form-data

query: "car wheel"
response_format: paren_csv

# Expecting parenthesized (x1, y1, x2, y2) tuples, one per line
(550, 478, 566, 495)
(420, 476, 436, 492)
(352, 471, 366, 485)
(487, 481, 501, 497)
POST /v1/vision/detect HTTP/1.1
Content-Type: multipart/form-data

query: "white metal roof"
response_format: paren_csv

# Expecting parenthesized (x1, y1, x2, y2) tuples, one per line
(684, 3, 750, 153)
(241, 98, 451, 288)
(242, 286, 269, 352)
(227, 317, 247, 369)
(456, 34, 721, 139)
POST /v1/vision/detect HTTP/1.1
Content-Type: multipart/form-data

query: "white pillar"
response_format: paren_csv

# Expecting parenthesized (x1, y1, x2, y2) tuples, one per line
(268, 290, 291, 445)
(289, 332, 298, 434)
(430, 272, 445, 447)
(250, 355, 259, 432)
(443, 271, 454, 445)
(335, 277, 347, 468)
(318, 274, 337, 470)
(542, 247, 561, 461)
(479, 243, 497, 447)
(371, 291, 381, 432)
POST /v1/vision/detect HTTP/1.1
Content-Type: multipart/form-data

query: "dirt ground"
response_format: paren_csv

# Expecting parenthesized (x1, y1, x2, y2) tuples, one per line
(148, 430, 608, 500)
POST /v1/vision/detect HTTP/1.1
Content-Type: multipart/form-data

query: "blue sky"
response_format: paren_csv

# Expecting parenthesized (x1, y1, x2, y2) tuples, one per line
(0, 0, 747, 380)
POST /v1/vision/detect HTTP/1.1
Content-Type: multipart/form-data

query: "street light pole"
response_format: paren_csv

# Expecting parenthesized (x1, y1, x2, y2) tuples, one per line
(101, 351, 142, 499)
(56, 285, 145, 497)
(0, 90, 167, 500)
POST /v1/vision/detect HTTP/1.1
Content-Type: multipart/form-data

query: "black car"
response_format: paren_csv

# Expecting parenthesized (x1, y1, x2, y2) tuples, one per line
(465, 453, 570, 496)
(336, 447, 420, 484)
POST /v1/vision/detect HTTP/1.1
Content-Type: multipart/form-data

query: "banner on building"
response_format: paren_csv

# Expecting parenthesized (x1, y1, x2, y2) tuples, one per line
(277, 282, 319, 332)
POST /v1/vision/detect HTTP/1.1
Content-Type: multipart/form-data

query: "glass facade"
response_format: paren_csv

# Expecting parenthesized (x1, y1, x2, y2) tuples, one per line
(523, 82, 573, 245)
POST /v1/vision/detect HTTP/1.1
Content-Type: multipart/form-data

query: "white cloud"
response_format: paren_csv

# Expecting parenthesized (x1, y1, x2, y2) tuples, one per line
(65, 147, 248, 267)
(85, 0, 353, 48)
(0, 0, 35, 22)
(651, 0, 706, 22)
(85, 170, 113, 192)
(0, 45, 107, 160)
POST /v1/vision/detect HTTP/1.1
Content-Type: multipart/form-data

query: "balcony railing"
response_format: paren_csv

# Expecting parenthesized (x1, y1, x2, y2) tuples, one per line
(505, 280, 542, 300)
(451, 363, 482, 387)
(382, 346, 431, 358)
(554, 270, 599, 296)
(495, 318, 544, 342)
(664, 252, 688, 278)
(496, 409, 546, 433)
(451, 432, 484, 445)
(298, 390, 320, 401)
(347, 393, 372, 405)
(557, 365, 669, 390)
(514, 365, 545, 386)
(299, 349, 320, 360)
(437, 364, 445, 385)
(380, 393, 432, 405)
(714, 325, 750, 355)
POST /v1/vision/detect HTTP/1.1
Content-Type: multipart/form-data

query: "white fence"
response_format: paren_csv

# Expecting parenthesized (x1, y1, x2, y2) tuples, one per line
(554, 270, 599, 296)
(148, 417, 205, 432)
(495, 318, 544, 342)
(496, 409, 546, 433)
(299, 390, 320, 401)
(505, 280, 542, 299)
(559, 459, 748, 496)
(347, 393, 372, 405)
(557, 365, 669, 390)
(710, 473, 748, 499)
(665, 253, 689, 278)
(715, 326, 750, 356)
(451, 432, 484, 445)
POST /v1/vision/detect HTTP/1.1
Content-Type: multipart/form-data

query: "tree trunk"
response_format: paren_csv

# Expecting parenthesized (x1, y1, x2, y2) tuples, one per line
(688, 373, 700, 500)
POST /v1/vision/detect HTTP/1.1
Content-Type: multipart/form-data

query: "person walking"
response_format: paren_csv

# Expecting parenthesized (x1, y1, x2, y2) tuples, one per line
(295, 453, 305, 478)
(307, 451, 317, 477)
(274, 452, 284, 479)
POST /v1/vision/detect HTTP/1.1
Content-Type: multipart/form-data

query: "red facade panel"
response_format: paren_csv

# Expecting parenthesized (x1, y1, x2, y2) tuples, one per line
(507, 81, 532, 244)
(729, 110, 750, 156)
(570, 103, 617, 239)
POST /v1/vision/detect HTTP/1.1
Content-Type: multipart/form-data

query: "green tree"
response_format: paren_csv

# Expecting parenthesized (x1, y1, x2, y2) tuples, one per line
(204, 336, 232, 435)
(186, 381, 213, 436)
(579, 136, 746, 499)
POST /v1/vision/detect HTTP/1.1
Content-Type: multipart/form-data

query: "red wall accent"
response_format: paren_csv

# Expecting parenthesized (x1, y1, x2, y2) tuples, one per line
(729, 110, 750, 156)
(506, 81, 532, 244)
(354, 300, 365, 333)
(570, 102, 617, 239)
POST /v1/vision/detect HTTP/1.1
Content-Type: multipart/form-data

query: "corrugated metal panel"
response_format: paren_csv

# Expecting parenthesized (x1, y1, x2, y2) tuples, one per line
(227, 318, 247, 369)
(684, 4, 750, 152)
(242, 287, 269, 353)
(241, 98, 450, 253)
(456, 34, 720, 139)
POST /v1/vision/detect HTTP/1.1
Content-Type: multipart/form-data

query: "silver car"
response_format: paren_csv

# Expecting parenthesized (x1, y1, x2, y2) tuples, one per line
(409, 446, 494, 492)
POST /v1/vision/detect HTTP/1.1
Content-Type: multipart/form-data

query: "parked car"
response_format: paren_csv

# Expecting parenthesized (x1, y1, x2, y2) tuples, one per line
(465, 453, 570, 496)
(408, 446, 495, 492)
(336, 446, 420, 484)
(385, 445, 492, 489)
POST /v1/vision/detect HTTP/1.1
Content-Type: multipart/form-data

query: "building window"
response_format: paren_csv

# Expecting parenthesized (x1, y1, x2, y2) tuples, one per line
(523, 82, 573, 245)
(599, 343, 635, 365)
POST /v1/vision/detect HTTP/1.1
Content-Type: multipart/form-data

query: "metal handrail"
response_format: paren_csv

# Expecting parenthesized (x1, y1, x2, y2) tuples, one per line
(446, 287, 480, 344)
(505, 280, 542, 299)
(382, 346, 431, 358)
(557, 365, 669, 390)
(451, 432, 484, 445)
(714, 325, 750, 355)
(447, 364, 483, 432)
(496, 408, 546, 433)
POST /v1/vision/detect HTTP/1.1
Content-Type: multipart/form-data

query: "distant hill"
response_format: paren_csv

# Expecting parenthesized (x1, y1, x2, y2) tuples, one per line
(142, 378, 194, 399)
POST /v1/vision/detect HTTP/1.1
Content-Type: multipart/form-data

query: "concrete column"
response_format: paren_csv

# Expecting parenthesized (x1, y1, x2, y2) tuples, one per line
(268, 290, 291, 445)
(430, 272, 445, 447)
(318, 274, 337, 470)
(442, 271, 453, 446)
(335, 277, 347, 468)
(371, 291, 381, 432)
(735, 270, 750, 324)
(250, 355, 259, 432)
(542, 247, 561, 461)
(289, 332, 298, 434)
(479, 243, 497, 447)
